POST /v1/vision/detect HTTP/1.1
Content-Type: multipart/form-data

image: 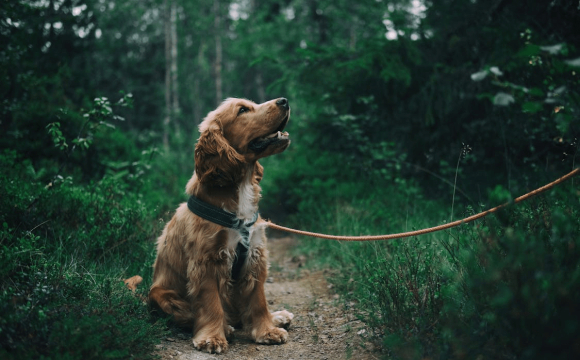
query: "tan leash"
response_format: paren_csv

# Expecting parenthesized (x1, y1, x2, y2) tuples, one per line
(266, 168, 579, 241)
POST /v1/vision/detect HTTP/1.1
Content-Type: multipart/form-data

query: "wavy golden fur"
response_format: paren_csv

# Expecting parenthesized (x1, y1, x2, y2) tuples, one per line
(148, 97, 293, 354)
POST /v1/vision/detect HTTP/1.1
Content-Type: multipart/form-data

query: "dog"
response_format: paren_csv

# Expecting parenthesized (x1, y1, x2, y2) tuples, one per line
(148, 97, 294, 354)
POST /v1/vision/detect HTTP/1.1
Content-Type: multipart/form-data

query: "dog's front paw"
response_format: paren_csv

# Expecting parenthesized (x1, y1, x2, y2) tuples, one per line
(271, 310, 294, 329)
(192, 334, 228, 354)
(252, 326, 288, 344)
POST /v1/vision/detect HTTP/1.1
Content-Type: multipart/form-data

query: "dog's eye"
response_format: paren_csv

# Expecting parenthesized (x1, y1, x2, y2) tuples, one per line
(238, 106, 249, 116)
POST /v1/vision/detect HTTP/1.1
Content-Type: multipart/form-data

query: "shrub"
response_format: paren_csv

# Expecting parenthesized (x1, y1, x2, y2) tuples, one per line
(286, 174, 580, 359)
(0, 147, 166, 359)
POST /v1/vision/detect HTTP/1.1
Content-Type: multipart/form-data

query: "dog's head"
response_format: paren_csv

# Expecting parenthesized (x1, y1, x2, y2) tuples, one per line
(194, 97, 291, 186)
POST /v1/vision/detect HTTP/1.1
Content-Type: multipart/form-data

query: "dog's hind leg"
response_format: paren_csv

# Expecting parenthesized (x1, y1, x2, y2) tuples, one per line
(148, 285, 195, 327)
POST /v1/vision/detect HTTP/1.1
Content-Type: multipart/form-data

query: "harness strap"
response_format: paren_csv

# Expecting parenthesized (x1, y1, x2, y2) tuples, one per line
(187, 195, 259, 280)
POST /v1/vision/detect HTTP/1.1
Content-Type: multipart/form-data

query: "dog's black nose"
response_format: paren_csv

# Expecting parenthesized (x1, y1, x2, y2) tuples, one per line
(276, 97, 289, 109)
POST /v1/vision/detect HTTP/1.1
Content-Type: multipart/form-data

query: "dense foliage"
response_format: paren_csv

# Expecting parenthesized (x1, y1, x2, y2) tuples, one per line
(1, 0, 579, 359)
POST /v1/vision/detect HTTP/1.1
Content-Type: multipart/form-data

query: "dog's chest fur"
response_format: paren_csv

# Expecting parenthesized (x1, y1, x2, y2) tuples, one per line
(236, 169, 258, 220)
(226, 169, 261, 250)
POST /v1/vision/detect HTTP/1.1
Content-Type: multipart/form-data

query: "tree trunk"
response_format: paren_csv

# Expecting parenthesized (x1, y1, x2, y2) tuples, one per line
(193, 41, 205, 125)
(256, 72, 266, 103)
(251, 0, 266, 103)
(170, 0, 180, 124)
(163, 0, 171, 150)
(214, 0, 223, 106)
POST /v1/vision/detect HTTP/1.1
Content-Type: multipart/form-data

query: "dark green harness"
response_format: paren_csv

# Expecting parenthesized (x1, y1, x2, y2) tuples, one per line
(187, 195, 258, 281)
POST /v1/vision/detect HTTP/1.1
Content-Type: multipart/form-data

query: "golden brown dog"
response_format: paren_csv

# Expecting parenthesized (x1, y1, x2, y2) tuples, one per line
(148, 97, 294, 353)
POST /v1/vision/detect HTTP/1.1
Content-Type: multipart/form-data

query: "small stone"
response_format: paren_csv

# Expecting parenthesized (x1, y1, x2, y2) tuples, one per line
(268, 299, 275, 305)
(166, 337, 176, 342)
(256, 346, 260, 351)
(266, 277, 274, 283)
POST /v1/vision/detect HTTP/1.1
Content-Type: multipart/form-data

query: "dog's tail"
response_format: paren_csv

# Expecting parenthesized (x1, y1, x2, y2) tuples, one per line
(124, 276, 195, 327)
(148, 285, 196, 327)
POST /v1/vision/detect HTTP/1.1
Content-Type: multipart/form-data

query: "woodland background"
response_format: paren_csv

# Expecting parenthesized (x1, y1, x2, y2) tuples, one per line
(1, 0, 580, 359)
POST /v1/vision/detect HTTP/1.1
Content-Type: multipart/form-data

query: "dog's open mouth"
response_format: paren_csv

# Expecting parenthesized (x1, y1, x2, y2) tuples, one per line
(248, 114, 290, 152)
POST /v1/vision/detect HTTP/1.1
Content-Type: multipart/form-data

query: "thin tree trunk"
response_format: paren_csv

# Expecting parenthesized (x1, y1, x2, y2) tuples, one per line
(214, 0, 223, 106)
(163, 0, 171, 150)
(256, 72, 266, 103)
(193, 41, 205, 125)
(250, 0, 267, 103)
(170, 0, 180, 124)
(349, 24, 357, 50)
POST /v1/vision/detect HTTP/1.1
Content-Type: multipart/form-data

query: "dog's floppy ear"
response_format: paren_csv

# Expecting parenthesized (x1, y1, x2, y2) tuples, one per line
(194, 124, 245, 186)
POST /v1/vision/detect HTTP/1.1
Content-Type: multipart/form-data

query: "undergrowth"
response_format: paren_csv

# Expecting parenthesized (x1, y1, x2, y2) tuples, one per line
(0, 150, 169, 359)
(0, 95, 181, 359)
(279, 168, 580, 359)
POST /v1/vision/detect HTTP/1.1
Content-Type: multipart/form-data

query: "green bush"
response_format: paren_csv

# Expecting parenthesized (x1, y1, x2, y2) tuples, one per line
(0, 147, 166, 359)
(286, 173, 580, 359)
(439, 191, 580, 359)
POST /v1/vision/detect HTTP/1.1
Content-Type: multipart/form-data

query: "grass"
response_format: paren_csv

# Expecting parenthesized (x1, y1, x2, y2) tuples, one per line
(0, 150, 169, 360)
(282, 175, 580, 359)
(2, 111, 578, 360)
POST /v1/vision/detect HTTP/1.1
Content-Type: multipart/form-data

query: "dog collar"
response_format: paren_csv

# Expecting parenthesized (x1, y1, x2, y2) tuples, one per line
(187, 195, 258, 249)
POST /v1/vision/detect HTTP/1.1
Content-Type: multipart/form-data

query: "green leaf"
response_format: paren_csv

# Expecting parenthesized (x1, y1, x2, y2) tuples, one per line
(521, 102, 543, 113)
(516, 44, 541, 58)
(489, 66, 503, 76)
(493, 92, 515, 106)
(99, 121, 116, 129)
(540, 43, 564, 55)
(564, 57, 580, 67)
(470, 70, 488, 81)
(528, 88, 545, 97)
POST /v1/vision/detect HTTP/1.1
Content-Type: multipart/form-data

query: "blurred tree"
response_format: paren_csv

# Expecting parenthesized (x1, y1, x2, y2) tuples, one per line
(214, 0, 223, 105)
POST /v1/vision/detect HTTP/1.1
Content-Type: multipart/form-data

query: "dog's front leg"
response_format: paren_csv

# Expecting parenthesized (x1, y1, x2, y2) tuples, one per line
(237, 244, 290, 344)
(189, 258, 232, 353)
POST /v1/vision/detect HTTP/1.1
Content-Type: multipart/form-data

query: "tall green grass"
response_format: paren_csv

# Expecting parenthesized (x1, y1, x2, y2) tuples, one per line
(275, 170, 580, 359)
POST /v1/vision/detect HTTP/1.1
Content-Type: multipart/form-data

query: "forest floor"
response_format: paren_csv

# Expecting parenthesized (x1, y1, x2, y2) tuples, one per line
(154, 236, 382, 360)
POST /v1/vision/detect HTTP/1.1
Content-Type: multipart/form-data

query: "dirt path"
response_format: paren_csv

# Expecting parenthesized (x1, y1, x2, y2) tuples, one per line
(155, 237, 381, 360)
